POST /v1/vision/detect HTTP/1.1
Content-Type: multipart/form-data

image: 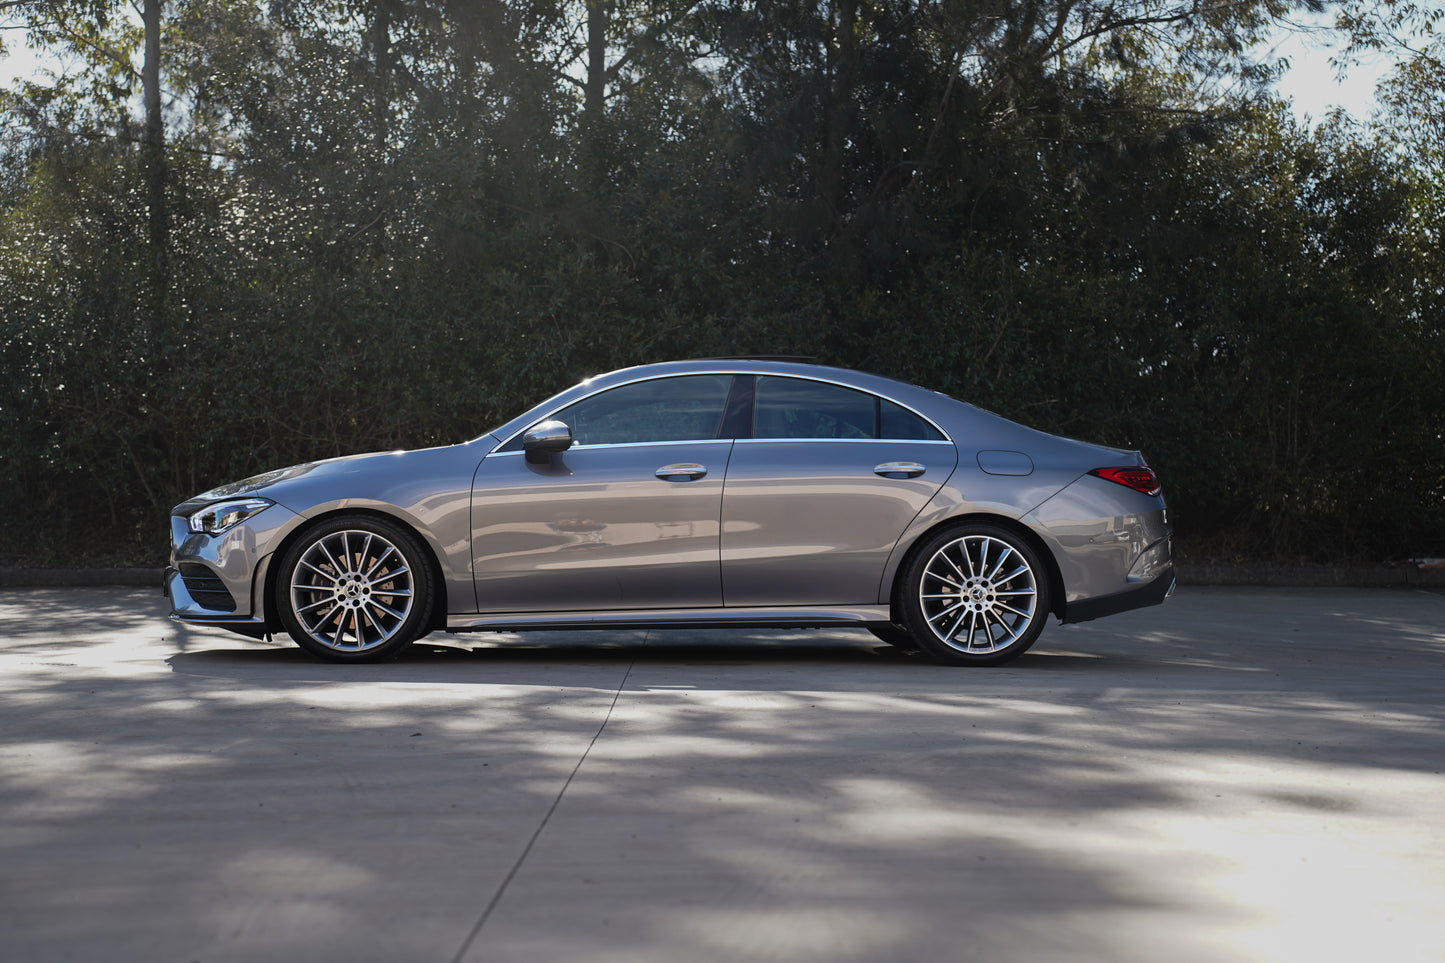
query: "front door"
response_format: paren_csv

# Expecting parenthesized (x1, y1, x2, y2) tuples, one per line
(470, 374, 737, 613)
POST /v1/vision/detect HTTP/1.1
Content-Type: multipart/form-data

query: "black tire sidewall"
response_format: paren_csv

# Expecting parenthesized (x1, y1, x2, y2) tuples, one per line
(276, 515, 434, 663)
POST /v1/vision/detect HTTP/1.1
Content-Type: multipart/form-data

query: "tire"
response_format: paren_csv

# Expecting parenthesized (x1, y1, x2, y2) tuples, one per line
(898, 523, 1051, 666)
(276, 515, 435, 663)
(867, 622, 921, 651)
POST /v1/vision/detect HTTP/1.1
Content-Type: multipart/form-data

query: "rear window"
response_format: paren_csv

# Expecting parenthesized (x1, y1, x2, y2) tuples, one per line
(754, 377, 945, 441)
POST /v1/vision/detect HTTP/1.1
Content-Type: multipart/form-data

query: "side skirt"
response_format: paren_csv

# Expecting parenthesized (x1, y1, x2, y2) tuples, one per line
(445, 605, 893, 633)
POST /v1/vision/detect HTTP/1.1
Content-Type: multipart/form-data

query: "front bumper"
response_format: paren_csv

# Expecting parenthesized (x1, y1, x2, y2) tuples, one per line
(166, 502, 301, 639)
(164, 565, 273, 638)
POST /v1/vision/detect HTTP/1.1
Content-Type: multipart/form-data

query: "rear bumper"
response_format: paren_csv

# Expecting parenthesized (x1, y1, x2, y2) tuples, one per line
(1061, 566, 1175, 624)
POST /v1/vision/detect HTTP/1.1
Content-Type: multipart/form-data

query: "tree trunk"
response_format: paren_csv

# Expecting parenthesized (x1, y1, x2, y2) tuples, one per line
(585, 0, 606, 130)
(371, 0, 391, 158)
(141, 0, 166, 321)
(823, 0, 859, 225)
(582, 0, 607, 185)
(369, 0, 392, 246)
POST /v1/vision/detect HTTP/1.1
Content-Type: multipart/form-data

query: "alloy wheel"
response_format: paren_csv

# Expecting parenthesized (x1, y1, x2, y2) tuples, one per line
(918, 533, 1039, 654)
(289, 528, 416, 653)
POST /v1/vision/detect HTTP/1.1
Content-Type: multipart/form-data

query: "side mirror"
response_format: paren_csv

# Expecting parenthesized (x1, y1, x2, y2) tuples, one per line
(523, 420, 573, 463)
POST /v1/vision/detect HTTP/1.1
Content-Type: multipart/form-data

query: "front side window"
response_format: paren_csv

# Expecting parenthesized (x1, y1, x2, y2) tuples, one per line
(753, 377, 944, 440)
(553, 375, 733, 447)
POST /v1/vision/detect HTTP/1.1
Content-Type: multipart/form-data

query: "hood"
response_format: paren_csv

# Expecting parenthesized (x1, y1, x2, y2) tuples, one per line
(172, 445, 466, 515)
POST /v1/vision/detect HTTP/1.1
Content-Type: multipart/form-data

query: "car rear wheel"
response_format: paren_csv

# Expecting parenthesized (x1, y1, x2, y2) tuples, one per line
(276, 516, 434, 662)
(899, 524, 1050, 666)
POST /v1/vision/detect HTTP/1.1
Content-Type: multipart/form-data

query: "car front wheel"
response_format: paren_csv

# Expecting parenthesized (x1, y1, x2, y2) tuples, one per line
(899, 524, 1050, 666)
(276, 516, 434, 662)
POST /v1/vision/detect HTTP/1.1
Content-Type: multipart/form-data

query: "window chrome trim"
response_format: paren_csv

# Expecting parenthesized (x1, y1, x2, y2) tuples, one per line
(733, 437, 955, 446)
(488, 438, 735, 456)
(489, 370, 954, 454)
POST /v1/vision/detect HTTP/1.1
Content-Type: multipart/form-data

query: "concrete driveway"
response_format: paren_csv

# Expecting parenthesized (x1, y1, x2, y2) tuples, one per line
(1, 586, 1442, 963)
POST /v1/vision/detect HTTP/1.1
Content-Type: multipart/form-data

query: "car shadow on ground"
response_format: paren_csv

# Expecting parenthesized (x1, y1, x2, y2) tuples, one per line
(167, 634, 923, 667)
(162, 631, 1139, 689)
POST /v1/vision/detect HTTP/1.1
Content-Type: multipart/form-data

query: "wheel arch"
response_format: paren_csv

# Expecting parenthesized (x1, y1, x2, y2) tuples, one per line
(887, 513, 1065, 623)
(261, 508, 451, 634)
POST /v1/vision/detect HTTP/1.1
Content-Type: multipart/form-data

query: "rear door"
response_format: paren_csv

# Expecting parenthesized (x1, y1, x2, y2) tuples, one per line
(720, 376, 957, 606)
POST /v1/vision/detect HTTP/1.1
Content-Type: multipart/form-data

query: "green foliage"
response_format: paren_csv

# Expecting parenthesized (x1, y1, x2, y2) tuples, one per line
(0, 0, 1440, 566)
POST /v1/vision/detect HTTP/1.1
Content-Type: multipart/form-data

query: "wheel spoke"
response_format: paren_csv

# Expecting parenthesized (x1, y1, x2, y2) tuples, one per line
(984, 546, 1013, 582)
(960, 541, 979, 578)
(358, 604, 388, 643)
(940, 610, 962, 642)
(355, 533, 375, 572)
(302, 601, 339, 631)
(997, 564, 1030, 585)
(297, 597, 335, 615)
(925, 572, 963, 591)
(320, 610, 344, 647)
(926, 600, 965, 624)
(985, 608, 1021, 642)
(995, 601, 1033, 620)
(316, 538, 345, 576)
(368, 599, 408, 621)
(935, 550, 967, 582)
(298, 557, 336, 582)
(999, 595, 1034, 618)
(363, 545, 397, 580)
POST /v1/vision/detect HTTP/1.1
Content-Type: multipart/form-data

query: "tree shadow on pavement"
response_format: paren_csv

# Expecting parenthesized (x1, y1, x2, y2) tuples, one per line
(2, 585, 1443, 962)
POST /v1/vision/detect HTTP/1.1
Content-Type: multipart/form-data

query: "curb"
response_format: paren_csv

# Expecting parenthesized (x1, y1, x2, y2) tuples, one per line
(2, 566, 1443, 590)
(0, 569, 164, 588)
(1175, 564, 1445, 589)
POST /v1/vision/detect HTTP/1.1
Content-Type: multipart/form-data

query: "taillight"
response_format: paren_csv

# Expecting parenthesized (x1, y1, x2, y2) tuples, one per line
(1089, 467, 1161, 497)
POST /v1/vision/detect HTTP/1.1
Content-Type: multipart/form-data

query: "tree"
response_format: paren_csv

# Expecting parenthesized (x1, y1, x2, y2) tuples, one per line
(2, 0, 1440, 566)
(1336, 1, 1443, 225)
(4, 1, 169, 313)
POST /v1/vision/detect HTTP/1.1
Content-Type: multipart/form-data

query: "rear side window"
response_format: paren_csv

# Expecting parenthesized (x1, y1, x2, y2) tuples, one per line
(881, 398, 946, 440)
(753, 377, 945, 440)
(555, 375, 733, 446)
(754, 378, 874, 439)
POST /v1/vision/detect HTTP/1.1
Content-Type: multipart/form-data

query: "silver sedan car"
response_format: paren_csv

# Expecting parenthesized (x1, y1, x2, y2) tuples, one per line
(166, 360, 1173, 665)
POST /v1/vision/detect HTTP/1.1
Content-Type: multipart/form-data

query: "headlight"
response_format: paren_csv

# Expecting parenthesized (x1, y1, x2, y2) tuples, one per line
(188, 498, 274, 535)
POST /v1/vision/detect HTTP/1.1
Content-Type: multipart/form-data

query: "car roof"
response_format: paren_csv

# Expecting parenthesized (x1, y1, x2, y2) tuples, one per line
(475, 359, 1136, 465)
(481, 359, 965, 445)
(591, 358, 952, 404)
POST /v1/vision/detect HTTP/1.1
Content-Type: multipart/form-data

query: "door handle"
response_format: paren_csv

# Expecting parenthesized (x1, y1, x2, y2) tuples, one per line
(874, 461, 925, 479)
(656, 463, 708, 481)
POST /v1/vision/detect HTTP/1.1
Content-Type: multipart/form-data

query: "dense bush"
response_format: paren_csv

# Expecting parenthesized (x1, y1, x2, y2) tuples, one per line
(1, 1, 1441, 566)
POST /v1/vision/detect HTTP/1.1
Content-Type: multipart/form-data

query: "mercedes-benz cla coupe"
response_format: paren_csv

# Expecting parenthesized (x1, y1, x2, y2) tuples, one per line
(166, 359, 1173, 665)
